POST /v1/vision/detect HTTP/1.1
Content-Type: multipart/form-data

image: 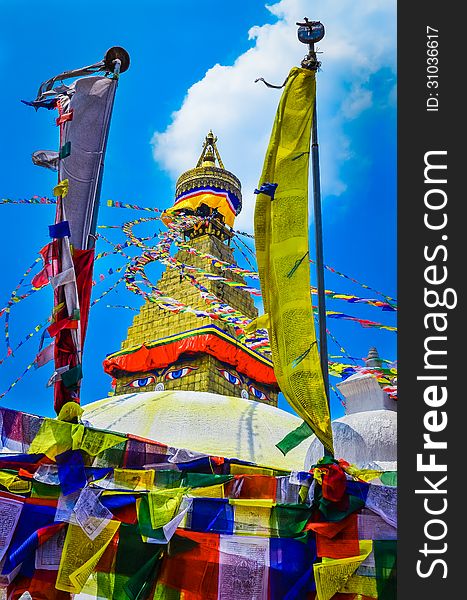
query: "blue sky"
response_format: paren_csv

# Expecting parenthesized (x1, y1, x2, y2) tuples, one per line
(0, 0, 396, 420)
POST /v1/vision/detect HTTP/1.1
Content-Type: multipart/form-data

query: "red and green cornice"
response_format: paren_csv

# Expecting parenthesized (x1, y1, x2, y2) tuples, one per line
(103, 325, 278, 386)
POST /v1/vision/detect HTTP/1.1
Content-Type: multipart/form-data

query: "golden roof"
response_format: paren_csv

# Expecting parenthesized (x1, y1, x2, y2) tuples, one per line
(175, 130, 242, 209)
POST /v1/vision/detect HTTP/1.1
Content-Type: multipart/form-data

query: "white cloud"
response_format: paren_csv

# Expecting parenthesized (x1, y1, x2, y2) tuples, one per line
(152, 0, 396, 231)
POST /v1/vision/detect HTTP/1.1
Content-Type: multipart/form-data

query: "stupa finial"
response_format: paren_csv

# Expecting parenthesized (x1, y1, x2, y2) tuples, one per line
(170, 132, 242, 232)
(196, 130, 225, 169)
(365, 346, 383, 369)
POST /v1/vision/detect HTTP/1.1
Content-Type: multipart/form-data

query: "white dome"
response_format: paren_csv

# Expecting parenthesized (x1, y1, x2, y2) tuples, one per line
(305, 409, 397, 470)
(82, 390, 307, 471)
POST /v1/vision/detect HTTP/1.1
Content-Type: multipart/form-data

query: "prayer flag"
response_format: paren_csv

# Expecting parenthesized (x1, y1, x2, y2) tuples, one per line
(253, 67, 333, 453)
(53, 180, 69, 199)
(48, 221, 71, 240)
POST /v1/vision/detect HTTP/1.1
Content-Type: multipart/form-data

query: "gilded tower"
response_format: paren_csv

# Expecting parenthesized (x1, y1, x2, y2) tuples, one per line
(104, 132, 279, 406)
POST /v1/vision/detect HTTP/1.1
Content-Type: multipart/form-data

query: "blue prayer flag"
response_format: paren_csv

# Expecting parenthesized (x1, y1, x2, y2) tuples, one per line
(48, 221, 71, 239)
(56, 449, 87, 496)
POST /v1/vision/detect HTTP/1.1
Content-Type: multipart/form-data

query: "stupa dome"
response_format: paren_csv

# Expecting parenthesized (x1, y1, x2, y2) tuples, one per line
(305, 408, 397, 470)
(82, 390, 308, 471)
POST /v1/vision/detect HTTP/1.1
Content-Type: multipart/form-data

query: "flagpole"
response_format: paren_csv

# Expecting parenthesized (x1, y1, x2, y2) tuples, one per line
(311, 103, 331, 402)
(297, 20, 332, 424)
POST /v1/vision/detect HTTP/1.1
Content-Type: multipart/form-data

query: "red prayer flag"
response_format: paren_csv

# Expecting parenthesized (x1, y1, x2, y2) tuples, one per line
(32, 266, 51, 290)
(8, 570, 71, 600)
(53, 249, 94, 413)
(321, 463, 347, 502)
(47, 318, 79, 338)
(235, 474, 277, 500)
(308, 513, 360, 559)
(159, 530, 219, 599)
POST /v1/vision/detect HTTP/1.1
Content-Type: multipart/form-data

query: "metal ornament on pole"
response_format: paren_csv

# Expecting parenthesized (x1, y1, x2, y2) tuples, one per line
(297, 19, 332, 427)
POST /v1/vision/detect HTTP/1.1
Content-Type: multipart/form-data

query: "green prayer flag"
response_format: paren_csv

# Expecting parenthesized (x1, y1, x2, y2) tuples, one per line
(182, 473, 233, 488)
(137, 496, 160, 539)
(374, 540, 397, 600)
(31, 481, 61, 499)
(93, 440, 127, 469)
(270, 504, 312, 537)
(380, 471, 397, 486)
(116, 524, 161, 577)
(124, 552, 162, 600)
(318, 490, 365, 522)
(96, 571, 115, 600)
(153, 582, 181, 600)
(59, 141, 71, 159)
(62, 364, 83, 390)
(276, 421, 314, 455)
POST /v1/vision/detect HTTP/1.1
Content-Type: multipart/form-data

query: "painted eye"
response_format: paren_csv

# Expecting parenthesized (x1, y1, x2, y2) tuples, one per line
(218, 369, 242, 386)
(248, 385, 269, 402)
(128, 376, 155, 388)
(165, 367, 195, 380)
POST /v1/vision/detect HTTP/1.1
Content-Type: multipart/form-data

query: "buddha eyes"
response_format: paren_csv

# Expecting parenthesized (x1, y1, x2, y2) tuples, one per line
(218, 369, 242, 386)
(127, 367, 196, 388)
(248, 385, 269, 402)
(217, 370, 269, 400)
(128, 376, 155, 388)
(126, 368, 268, 401)
(165, 367, 196, 380)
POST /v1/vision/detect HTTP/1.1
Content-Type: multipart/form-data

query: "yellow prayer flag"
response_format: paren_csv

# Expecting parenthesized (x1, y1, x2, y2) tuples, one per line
(28, 418, 125, 459)
(79, 428, 126, 456)
(340, 574, 378, 598)
(56, 521, 120, 593)
(314, 541, 372, 600)
(230, 463, 274, 476)
(0, 471, 31, 494)
(52, 302, 66, 316)
(244, 313, 271, 334)
(57, 402, 84, 423)
(230, 499, 275, 508)
(313, 468, 326, 485)
(53, 179, 69, 198)
(254, 67, 333, 453)
(344, 464, 383, 482)
(147, 488, 186, 530)
(113, 468, 155, 491)
(232, 502, 272, 536)
(28, 418, 81, 459)
(189, 483, 225, 498)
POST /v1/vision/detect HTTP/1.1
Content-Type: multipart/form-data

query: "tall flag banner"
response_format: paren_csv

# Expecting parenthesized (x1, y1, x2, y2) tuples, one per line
(26, 48, 129, 413)
(253, 67, 334, 453)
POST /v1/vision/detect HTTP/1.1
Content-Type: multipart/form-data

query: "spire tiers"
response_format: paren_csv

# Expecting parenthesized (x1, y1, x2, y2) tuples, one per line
(165, 132, 242, 235)
(175, 164, 242, 202)
(364, 346, 383, 369)
(175, 130, 241, 201)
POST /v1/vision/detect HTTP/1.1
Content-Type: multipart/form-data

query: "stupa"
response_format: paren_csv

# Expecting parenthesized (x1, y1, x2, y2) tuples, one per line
(305, 347, 397, 470)
(82, 132, 309, 471)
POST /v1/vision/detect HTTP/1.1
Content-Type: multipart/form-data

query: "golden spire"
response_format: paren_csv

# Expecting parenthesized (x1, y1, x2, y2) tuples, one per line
(196, 130, 225, 169)
(175, 131, 242, 214)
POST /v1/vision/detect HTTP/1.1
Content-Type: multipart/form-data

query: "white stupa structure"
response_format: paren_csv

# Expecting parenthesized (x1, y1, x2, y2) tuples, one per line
(306, 347, 397, 470)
